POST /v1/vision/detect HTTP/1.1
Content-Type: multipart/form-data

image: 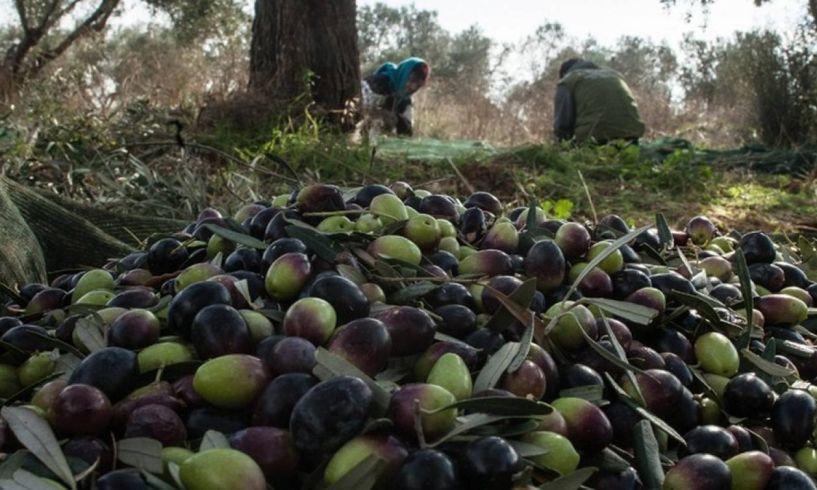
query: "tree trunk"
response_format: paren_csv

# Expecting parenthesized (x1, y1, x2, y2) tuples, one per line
(249, 0, 361, 129)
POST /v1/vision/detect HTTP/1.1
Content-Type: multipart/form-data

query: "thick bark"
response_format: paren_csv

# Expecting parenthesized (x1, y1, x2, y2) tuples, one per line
(249, 0, 361, 129)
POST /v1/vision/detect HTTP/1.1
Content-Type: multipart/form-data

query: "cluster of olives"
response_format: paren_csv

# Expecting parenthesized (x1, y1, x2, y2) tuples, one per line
(1, 182, 817, 490)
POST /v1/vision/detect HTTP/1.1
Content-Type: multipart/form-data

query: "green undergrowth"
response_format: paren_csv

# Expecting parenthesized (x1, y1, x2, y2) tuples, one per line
(2, 113, 815, 234)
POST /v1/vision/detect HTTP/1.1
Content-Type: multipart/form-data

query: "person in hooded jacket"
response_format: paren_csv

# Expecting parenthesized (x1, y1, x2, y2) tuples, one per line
(553, 58, 645, 145)
(360, 57, 430, 137)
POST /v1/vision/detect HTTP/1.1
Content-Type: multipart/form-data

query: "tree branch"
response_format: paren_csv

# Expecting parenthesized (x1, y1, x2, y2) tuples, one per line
(14, 0, 29, 33)
(27, 0, 120, 78)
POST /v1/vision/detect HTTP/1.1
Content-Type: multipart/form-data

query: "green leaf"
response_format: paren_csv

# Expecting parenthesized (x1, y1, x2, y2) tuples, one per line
(741, 348, 797, 378)
(598, 313, 645, 406)
(23, 331, 85, 359)
(606, 376, 686, 446)
(203, 224, 266, 250)
(473, 342, 521, 393)
(508, 322, 535, 373)
(0, 451, 27, 479)
(655, 213, 674, 250)
(776, 339, 814, 358)
(73, 316, 105, 353)
(762, 339, 777, 362)
(428, 413, 535, 447)
(735, 249, 755, 349)
(285, 225, 343, 263)
(508, 440, 548, 458)
(116, 438, 163, 474)
(669, 291, 743, 337)
(0, 407, 75, 490)
(2, 371, 64, 407)
(425, 396, 552, 416)
(337, 264, 367, 286)
(199, 430, 230, 451)
(525, 199, 539, 234)
(558, 384, 605, 402)
(388, 282, 438, 305)
(326, 454, 385, 490)
(537, 467, 597, 490)
(313, 348, 391, 417)
(563, 224, 652, 303)
(140, 471, 179, 490)
(580, 297, 658, 326)
(483, 278, 538, 334)
(633, 420, 664, 489)
(6, 469, 55, 490)
(381, 219, 409, 236)
(580, 326, 647, 377)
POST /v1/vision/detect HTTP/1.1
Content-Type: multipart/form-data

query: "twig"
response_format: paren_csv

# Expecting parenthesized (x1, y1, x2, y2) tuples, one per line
(577, 170, 598, 224)
(446, 158, 474, 194)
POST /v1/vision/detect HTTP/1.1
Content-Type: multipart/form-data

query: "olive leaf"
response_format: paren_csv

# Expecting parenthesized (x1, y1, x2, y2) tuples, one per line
(537, 467, 597, 490)
(562, 224, 652, 304)
(655, 213, 674, 251)
(428, 413, 535, 447)
(0, 407, 75, 490)
(116, 437, 163, 474)
(140, 471, 179, 490)
(741, 348, 797, 378)
(633, 420, 664, 489)
(199, 430, 230, 451)
(424, 396, 551, 416)
(606, 375, 686, 446)
(326, 454, 386, 490)
(5, 469, 55, 490)
(735, 249, 755, 349)
(508, 440, 548, 458)
(473, 342, 521, 393)
(483, 278, 538, 333)
(313, 348, 391, 416)
(203, 224, 266, 250)
(73, 316, 105, 353)
(388, 282, 438, 304)
(579, 297, 658, 326)
(285, 225, 343, 262)
(579, 326, 647, 377)
(336, 263, 367, 286)
(558, 384, 605, 402)
(0, 451, 27, 479)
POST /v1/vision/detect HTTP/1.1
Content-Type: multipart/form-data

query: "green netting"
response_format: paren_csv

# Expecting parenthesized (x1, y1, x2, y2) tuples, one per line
(374, 136, 816, 175)
(373, 136, 497, 161)
(640, 138, 817, 175)
(0, 178, 47, 288)
(0, 177, 188, 285)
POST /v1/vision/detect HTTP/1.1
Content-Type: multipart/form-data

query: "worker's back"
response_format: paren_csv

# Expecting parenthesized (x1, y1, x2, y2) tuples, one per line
(559, 67, 645, 143)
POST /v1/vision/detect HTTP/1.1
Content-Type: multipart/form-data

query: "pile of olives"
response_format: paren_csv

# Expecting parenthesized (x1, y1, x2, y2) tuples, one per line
(1, 182, 817, 490)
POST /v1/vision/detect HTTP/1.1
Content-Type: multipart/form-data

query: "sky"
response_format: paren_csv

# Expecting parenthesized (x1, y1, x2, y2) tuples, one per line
(356, 0, 807, 47)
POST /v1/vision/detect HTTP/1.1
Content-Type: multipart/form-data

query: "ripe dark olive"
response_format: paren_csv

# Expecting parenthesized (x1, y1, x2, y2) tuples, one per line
(460, 436, 522, 490)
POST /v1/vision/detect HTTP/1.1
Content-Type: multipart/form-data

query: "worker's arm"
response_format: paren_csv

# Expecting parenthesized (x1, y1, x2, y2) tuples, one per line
(553, 85, 575, 141)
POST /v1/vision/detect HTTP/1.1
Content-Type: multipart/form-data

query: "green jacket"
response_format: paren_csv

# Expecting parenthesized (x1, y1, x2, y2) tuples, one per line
(554, 64, 645, 142)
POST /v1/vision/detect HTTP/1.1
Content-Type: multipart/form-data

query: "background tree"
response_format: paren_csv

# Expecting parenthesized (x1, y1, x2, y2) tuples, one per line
(0, 0, 246, 102)
(248, 0, 360, 129)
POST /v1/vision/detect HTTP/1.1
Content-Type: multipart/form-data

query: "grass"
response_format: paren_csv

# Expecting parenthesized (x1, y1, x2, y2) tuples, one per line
(3, 112, 816, 237)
